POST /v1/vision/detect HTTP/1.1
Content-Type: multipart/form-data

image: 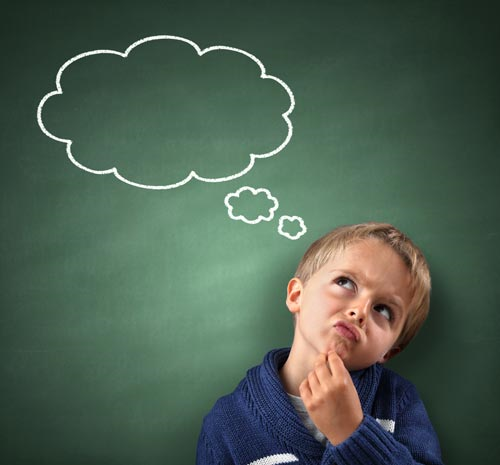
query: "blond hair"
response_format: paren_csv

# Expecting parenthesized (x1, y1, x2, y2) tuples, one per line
(295, 222, 431, 352)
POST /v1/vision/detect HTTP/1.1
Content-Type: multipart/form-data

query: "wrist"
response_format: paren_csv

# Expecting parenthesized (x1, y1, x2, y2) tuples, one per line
(326, 414, 364, 446)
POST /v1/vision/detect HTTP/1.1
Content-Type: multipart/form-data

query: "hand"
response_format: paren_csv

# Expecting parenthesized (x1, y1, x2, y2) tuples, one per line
(299, 351, 363, 445)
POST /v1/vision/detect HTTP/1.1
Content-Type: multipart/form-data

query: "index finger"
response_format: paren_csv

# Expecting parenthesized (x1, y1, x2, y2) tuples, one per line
(327, 350, 347, 373)
(314, 352, 328, 367)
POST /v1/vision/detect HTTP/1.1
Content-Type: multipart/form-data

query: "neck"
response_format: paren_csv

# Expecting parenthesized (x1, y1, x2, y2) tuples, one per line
(279, 341, 318, 396)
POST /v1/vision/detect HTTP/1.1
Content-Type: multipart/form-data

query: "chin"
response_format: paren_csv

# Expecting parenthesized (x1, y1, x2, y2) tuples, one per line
(326, 339, 349, 359)
(335, 350, 369, 371)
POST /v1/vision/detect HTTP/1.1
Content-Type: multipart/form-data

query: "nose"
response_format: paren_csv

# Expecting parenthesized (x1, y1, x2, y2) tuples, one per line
(348, 300, 370, 327)
(348, 309, 365, 327)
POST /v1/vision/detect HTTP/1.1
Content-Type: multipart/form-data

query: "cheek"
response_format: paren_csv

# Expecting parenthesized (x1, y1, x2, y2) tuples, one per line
(304, 289, 333, 311)
(370, 325, 397, 350)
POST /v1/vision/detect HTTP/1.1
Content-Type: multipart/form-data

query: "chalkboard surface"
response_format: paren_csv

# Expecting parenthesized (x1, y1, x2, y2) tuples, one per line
(2, 1, 499, 464)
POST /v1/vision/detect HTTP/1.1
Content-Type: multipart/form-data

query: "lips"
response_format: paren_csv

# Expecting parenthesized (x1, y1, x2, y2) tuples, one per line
(334, 321, 360, 342)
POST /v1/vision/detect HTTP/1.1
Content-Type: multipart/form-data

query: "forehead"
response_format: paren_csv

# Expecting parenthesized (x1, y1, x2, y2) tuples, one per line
(320, 238, 412, 295)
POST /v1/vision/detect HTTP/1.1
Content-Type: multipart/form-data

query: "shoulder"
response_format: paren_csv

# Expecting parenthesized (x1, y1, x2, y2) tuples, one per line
(371, 365, 427, 417)
(202, 377, 250, 431)
(200, 354, 268, 440)
(373, 365, 438, 437)
(200, 349, 287, 441)
(198, 377, 252, 464)
(373, 367, 442, 461)
(377, 365, 418, 396)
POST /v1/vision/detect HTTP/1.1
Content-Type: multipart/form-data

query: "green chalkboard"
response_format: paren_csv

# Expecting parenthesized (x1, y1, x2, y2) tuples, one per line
(2, 1, 499, 464)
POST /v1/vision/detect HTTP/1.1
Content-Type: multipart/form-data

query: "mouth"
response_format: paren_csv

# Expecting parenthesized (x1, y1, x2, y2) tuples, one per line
(333, 321, 360, 342)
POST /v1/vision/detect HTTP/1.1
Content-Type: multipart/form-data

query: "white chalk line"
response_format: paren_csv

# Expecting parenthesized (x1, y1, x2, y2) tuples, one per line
(224, 186, 307, 240)
(36, 35, 295, 190)
(278, 215, 307, 240)
(224, 186, 279, 225)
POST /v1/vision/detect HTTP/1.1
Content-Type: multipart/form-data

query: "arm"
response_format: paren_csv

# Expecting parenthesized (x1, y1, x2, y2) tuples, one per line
(322, 414, 442, 465)
(301, 353, 443, 465)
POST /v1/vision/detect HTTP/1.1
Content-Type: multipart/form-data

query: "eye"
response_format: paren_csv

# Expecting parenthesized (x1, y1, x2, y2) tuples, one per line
(374, 304, 392, 321)
(335, 276, 356, 291)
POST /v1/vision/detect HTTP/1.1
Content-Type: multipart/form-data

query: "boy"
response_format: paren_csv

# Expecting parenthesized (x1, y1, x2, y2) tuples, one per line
(197, 223, 443, 465)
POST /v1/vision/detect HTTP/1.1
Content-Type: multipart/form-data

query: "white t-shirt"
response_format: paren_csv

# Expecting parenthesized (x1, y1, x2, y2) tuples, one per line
(287, 393, 328, 446)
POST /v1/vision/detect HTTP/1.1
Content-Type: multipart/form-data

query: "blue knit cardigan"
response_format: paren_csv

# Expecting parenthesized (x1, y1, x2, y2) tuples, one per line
(197, 348, 442, 465)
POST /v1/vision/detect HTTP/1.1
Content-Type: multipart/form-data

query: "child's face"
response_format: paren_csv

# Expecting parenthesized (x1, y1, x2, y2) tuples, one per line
(287, 238, 413, 371)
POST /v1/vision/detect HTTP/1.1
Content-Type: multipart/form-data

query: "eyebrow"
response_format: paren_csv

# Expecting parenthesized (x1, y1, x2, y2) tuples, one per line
(328, 268, 405, 311)
(386, 297, 404, 312)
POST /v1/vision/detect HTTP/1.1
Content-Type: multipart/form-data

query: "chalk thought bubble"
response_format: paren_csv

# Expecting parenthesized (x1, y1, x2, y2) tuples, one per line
(225, 186, 279, 224)
(36, 35, 295, 189)
(224, 187, 307, 240)
(278, 216, 308, 241)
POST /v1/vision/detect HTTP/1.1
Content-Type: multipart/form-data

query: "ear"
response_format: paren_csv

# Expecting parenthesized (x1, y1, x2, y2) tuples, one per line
(286, 278, 303, 315)
(378, 346, 401, 364)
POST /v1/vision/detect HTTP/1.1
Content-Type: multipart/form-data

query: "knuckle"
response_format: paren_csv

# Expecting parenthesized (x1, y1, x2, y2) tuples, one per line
(337, 378, 351, 393)
(307, 398, 321, 411)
